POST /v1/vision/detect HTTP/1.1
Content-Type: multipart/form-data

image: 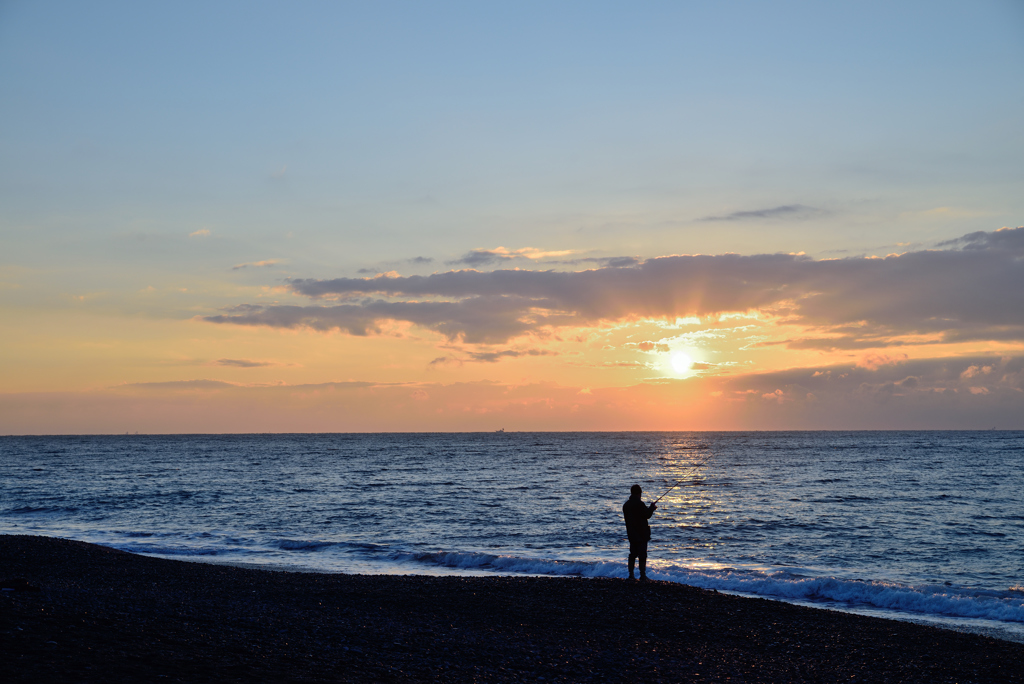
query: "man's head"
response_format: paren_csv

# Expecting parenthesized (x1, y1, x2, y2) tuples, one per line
(630, 484, 642, 497)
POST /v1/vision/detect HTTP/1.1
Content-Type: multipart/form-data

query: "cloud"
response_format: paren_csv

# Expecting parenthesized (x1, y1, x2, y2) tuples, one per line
(633, 341, 671, 353)
(204, 227, 1024, 346)
(8, 354, 1021, 433)
(574, 360, 648, 369)
(232, 260, 280, 270)
(359, 257, 437, 274)
(856, 353, 907, 371)
(936, 226, 1022, 251)
(205, 296, 549, 343)
(448, 246, 575, 266)
(595, 256, 640, 268)
(450, 249, 509, 267)
(698, 204, 822, 222)
(117, 379, 238, 390)
(429, 349, 557, 364)
(719, 354, 1024, 396)
(551, 256, 641, 268)
(465, 349, 558, 363)
(960, 364, 993, 380)
(214, 358, 274, 368)
(780, 337, 917, 351)
(117, 379, 381, 392)
(189, 229, 211, 238)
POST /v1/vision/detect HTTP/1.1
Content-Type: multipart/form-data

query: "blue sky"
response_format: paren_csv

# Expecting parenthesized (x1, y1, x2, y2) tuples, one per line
(4, 1, 1022, 265)
(2, 1, 1023, 431)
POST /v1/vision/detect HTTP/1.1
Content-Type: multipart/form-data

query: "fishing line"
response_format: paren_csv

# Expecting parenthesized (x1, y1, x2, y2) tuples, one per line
(651, 451, 716, 504)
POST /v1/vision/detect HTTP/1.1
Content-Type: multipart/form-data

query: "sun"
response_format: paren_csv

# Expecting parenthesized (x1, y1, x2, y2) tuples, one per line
(670, 351, 693, 375)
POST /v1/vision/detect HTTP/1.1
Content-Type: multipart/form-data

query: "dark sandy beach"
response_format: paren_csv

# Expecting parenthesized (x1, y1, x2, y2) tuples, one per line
(2, 535, 1021, 682)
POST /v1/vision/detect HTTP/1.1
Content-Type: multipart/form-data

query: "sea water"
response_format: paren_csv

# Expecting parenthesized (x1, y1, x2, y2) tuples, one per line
(2, 432, 1022, 642)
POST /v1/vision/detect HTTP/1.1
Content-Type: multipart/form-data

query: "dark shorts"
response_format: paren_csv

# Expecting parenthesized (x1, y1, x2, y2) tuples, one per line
(628, 538, 648, 557)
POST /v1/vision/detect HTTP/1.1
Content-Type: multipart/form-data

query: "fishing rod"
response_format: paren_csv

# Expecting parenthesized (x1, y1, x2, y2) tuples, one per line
(651, 452, 716, 504)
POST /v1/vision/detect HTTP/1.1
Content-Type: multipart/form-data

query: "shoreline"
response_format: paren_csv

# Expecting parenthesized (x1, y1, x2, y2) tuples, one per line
(124, 549, 1024, 646)
(4, 535, 1023, 682)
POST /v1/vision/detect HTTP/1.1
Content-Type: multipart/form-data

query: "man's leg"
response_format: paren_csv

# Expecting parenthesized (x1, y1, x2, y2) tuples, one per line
(638, 541, 649, 580)
(628, 552, 636, 579)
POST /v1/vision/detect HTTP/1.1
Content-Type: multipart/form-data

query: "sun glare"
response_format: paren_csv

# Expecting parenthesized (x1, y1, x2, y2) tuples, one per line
(670, 352, 693, 375)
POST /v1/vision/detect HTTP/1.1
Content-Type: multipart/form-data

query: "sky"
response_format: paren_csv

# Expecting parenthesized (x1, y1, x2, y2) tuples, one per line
(1, 0, 1023, 433)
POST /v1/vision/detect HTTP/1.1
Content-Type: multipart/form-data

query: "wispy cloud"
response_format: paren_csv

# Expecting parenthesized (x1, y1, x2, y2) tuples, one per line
(232, 259, 281, 270)
(429, 349, 558, 366)
(214, 358, 275, 368)
(631, 341, 671, 353)
(698, 204, 822, 222)
(205, 227, 1024, 347)
(448, 246, 575, 267)
(358, 257, 436, 275)
(9, 354, 1020, 433)
(117, 379, 237, 390)
(430, 348, 558, 364)
(189, 228, 211, 238)
(465, 349, 558, 363)
(550, 256, 641, 268)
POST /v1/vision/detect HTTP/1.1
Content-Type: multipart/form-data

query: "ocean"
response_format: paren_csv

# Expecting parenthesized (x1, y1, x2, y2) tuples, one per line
(2, 431, 1022, 642)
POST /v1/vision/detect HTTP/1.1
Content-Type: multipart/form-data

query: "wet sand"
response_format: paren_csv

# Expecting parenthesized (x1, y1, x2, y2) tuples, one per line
(2, 535, 1021, 682)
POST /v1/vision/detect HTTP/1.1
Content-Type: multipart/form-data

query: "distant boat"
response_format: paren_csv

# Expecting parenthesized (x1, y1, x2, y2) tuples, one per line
(496, 428, 505, 433)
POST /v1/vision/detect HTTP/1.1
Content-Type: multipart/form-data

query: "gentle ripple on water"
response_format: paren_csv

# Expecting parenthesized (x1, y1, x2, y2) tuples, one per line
(1, 431, 1022, 641)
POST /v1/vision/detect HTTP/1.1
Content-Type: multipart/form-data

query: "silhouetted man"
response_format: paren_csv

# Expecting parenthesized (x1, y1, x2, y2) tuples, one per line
(623, 484, 657, 580)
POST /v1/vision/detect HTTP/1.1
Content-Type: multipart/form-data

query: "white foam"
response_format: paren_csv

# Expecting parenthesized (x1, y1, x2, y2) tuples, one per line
(399, 550, 1024, 624)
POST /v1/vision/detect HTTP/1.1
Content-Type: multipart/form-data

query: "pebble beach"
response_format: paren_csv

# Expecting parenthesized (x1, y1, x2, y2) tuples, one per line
(3, 535, 1022, 682)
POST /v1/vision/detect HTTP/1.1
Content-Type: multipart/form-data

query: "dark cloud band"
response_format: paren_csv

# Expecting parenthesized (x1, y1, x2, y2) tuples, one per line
(698, 204, 822, 222)
(204, 227, 1024, 346)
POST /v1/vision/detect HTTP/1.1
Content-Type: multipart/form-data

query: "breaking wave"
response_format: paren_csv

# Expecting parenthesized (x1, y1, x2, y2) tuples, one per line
(400, 550, 1024, 624)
